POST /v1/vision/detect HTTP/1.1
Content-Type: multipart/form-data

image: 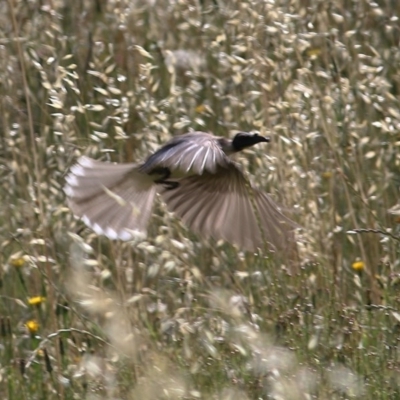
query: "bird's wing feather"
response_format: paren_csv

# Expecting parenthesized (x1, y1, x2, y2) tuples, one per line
(141, 132, 229, 175)
(64, 157, 156, 240)
(160, 165, 296, 251)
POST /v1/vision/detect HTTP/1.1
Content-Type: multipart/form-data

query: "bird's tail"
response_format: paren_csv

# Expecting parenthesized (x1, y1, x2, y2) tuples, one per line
(64, 156, 156, 240)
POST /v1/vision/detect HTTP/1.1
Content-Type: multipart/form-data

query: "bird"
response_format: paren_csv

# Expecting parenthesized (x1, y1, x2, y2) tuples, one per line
(64, 131, 296, 252)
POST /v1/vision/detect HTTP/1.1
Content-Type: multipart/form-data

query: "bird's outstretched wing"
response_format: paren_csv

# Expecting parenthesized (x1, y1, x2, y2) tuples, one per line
(160, 165, 297, 252)
(140, 132, 230, 175)
(64, 157, 156, 240)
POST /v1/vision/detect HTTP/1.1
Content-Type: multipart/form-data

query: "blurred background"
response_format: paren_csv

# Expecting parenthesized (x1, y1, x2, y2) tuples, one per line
(1, 0, 400, 398)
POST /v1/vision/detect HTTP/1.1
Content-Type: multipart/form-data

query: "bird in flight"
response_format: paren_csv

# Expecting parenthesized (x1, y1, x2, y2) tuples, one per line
(64, 131, 296, 252)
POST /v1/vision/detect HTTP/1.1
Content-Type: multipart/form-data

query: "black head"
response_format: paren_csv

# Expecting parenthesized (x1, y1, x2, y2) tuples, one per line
(231, 132, 270, 152)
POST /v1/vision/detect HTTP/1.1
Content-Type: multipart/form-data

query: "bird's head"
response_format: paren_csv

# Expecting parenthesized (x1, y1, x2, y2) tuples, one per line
(231, 132, 270, 152)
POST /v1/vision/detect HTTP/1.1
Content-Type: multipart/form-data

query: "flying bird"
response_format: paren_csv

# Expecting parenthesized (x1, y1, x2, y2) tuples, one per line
(64, 132, 296, 251)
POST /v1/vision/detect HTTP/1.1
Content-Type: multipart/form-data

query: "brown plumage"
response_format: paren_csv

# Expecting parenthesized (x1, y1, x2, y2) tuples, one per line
(64, 131, 297, 251)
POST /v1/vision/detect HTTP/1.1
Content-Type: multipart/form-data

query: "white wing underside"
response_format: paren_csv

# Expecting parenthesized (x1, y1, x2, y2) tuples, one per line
(64, 157, 156, 240)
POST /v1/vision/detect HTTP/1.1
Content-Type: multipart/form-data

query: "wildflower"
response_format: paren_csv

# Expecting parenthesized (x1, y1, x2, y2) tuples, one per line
(352, 261, 365, 271)
(10, 256, 25, 268)
(322, 171, 333, 179)
(25, 320, 39, 334)
(306, 47, 321, 58)
(195, 104, 206, 113)
(27, 296, 46, 306)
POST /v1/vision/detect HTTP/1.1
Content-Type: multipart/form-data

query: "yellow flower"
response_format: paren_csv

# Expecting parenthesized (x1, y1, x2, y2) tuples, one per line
(195, 104, 206, 113)
(27, 296, 46, 306)
(25, 320, 39, 333)
(10, 257, 25, 268)
(306, 47, 321, 58)
(352, 261, 365, 271)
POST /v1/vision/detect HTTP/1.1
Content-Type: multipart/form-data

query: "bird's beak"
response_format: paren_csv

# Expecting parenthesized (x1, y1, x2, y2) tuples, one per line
(253, 133, 270, 143)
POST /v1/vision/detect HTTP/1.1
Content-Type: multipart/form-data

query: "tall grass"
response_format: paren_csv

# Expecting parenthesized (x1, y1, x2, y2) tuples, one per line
(1, 0, 399, 398)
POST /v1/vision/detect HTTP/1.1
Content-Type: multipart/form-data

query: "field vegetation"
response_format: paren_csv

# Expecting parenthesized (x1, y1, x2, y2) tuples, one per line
(1, 0, 400, 398)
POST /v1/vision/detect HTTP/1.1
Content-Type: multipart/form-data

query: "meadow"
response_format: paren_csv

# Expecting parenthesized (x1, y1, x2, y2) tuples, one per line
(1, 0, 400, 398)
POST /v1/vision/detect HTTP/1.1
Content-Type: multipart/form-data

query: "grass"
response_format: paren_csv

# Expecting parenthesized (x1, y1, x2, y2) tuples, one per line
(1, 0, 400, 398)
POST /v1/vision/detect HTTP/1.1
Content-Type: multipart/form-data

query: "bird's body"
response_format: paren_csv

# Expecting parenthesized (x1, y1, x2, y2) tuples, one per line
(64, 132, 296, 251)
